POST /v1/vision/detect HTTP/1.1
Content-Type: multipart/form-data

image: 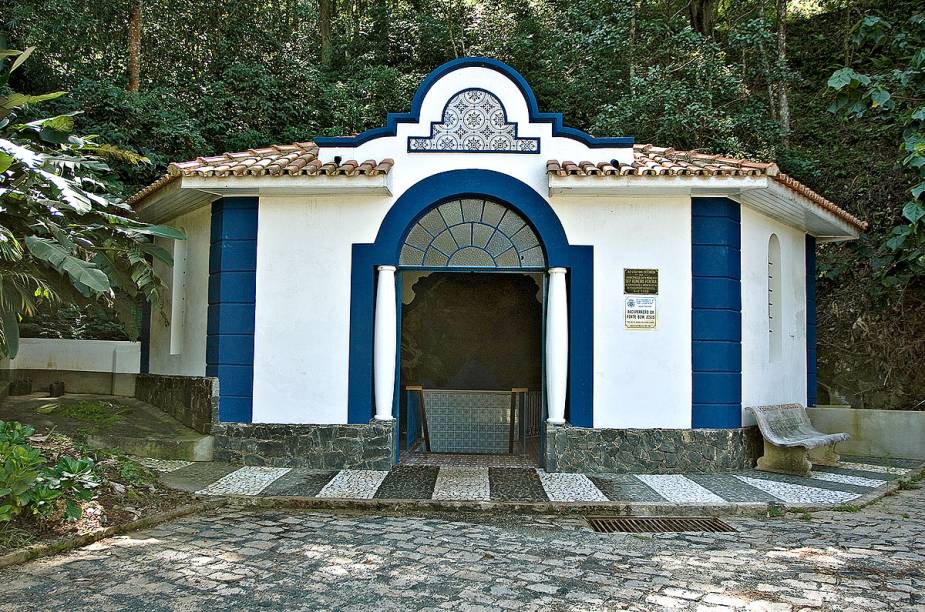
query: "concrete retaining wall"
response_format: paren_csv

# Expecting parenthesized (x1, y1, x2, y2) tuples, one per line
(4, 338, 141, 396)
(808, 406, 925, 460)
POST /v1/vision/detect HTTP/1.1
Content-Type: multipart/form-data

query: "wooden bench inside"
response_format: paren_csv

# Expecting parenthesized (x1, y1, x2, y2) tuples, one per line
(748, 404, 850, 476)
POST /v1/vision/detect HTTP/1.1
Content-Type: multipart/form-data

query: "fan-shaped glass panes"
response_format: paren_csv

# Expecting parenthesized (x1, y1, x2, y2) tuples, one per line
(399, 199, 545, 268)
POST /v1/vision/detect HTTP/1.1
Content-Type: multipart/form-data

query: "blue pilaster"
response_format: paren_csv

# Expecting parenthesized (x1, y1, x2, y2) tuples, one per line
(805, 235, 817, 406)
(691, 197, 742, 428)
(207, 197, 258, 423)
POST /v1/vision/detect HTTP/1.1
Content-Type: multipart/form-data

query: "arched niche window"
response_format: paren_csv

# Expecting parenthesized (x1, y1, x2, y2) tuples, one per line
(399, 199, 546, 268)
(768, 233, 782, 361)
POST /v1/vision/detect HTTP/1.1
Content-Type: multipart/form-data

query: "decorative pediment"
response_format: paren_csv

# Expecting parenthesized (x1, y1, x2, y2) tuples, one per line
(407, 88, 539, 154)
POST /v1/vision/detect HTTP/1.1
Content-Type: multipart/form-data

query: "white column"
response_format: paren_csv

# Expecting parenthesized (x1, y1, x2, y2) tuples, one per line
(374, 265, 397, 421)
(546, 267, 568, 425)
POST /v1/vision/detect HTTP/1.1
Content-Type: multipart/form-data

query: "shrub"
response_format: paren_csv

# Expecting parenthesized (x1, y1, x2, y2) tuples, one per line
(0, 420, 101, 522)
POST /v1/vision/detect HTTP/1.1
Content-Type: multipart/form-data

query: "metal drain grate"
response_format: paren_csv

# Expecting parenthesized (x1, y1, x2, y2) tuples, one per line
(585, 516, 735, 533)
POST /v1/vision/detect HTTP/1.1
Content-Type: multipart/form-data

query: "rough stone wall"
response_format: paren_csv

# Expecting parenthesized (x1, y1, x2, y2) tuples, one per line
(545, 424, 762, 473)
(134, 374, 218, 435)
(211, 421, 395, 470)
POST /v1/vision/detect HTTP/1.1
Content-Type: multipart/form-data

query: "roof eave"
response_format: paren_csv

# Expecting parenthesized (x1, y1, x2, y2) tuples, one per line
(132, 173, 393, 223)
(548, 174, 862, 240)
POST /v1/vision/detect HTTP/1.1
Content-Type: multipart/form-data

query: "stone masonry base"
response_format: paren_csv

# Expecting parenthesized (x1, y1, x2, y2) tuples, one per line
(545, 424, 762, 473)
(212, 421, 396, 470)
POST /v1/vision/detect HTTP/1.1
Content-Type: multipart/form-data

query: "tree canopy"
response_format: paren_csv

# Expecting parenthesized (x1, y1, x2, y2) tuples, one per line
(1, 0, 922, 409)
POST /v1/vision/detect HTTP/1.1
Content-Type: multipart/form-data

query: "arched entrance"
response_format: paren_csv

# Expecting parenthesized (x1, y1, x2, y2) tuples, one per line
(346, 170, 595, 465)
(397, 198, 546, 463)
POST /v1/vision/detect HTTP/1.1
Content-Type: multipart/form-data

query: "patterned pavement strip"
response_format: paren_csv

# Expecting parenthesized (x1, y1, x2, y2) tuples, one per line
(733, 475, 860, 505)
(635, 474, 726, 504)
(197, 467, 292, 496)
(432, 467, 490, 501)
(316, 470, 389, 499)
(166, 456, 916, 507)
(3, 479, 924, 610)
(838, 461, 912, 476)
(537, 471, 608, 502)
(809, 471, 886, 488)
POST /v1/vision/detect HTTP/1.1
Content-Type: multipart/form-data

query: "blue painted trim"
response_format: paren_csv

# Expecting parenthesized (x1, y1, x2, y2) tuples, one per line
(207, 197, 258, 423)
(347, 169, 594, 427)
(691, 197, 742, 429)
(316, 57, 633, 150)
(805, 235, 817, 407)
(407, 87, 540, 154)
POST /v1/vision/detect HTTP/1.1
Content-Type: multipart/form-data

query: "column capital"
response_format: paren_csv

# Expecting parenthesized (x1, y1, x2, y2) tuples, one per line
(547, 267, 567, 275)
(377, 265, 397, 272)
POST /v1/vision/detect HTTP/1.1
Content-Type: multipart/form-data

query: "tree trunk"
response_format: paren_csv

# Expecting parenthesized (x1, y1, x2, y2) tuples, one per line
(319, 0, 334, 68)
(688, 0, 718, 36)
(127, 0, 142, 92)
(777, 0, 790, 142)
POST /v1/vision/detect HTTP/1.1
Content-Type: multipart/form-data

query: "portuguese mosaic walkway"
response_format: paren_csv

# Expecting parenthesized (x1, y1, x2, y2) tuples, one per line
(1, 469, 923, 610)
(142, 455, 921, 509)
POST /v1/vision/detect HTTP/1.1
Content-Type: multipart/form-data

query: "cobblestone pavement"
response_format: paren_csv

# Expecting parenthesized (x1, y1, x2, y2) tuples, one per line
(143, 455, 922, 509)
(2, 481, 923, 610)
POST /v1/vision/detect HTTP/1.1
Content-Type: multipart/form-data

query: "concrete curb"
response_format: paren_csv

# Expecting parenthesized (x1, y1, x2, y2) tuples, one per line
(225, 495, 775, 517)
(0, 498, 226, 570)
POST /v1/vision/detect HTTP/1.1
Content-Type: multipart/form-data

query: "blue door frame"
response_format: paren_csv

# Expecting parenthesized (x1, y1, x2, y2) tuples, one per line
(347, 169, 594, 431)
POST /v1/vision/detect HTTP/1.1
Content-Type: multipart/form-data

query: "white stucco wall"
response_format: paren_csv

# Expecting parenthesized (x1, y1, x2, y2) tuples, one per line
(148, 205, 211, 376)
(552, 195, 693, 428)
(7, 338, 139, 373)
(251, 194, 393, 424)
(740, 205, 808, 425)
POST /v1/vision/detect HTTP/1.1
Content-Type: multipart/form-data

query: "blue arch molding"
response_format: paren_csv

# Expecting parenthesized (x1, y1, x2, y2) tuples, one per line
(691, 197, 742, 429)
(805, 235, 817, 407)
(207, 197, 258, 423)
(315, 57, 633, 150)
(347, 169, 594, 427)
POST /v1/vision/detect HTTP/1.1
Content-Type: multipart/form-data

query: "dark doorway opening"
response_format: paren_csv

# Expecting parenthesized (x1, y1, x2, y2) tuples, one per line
(398, 271, 544, 466)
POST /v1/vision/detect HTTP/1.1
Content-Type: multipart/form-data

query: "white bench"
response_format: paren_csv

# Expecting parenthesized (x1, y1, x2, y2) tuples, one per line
(749, 404, 850, 476)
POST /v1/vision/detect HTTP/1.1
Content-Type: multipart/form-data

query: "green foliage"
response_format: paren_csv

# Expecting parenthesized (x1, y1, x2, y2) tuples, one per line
(828, 11, 925, 289)
(0, 47, 183, 358)
(36, 400, 129, 428)
(0, 419, 101, 522)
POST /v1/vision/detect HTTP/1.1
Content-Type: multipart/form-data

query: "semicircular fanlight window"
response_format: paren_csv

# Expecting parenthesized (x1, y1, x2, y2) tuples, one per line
(399, 199, 546, 268)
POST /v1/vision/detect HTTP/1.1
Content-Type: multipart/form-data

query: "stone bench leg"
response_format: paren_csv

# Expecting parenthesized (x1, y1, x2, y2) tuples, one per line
(756, 440, 812, 476)
(807, 443, 840, 467)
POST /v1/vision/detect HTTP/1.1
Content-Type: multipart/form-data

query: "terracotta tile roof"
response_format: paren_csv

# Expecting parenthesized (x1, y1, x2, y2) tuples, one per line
(547, 144, 866, 231)
(128, 142, 394, 207)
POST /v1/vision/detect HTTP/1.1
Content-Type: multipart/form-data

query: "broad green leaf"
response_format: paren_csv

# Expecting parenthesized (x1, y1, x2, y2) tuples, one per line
(133, 224, 187, 240)
(902, 200, 925, 223)
(0, 151, 12, 174)
(0, 91, 66, 118)
(25, 236, 111, 293)
(912, 182, 925, 200)
(9, 47, 35, 73)
(0, 306, 20, 358)
(140, 242, 174, 266)
(869, 88, 891, 108)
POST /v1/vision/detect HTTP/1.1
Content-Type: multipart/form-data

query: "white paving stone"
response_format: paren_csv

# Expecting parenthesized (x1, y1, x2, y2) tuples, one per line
(537, 471, 607, 502)
(734, 475, 860, 505)
(839, 462, 911, 476)
(316, 470, 389, 499)
(135, 458, 193, 473)
(811, 471, 886, 488)
(432, 467, 490, 501)
(635, 474, 725, 503)
(197, 467, 291, 496)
